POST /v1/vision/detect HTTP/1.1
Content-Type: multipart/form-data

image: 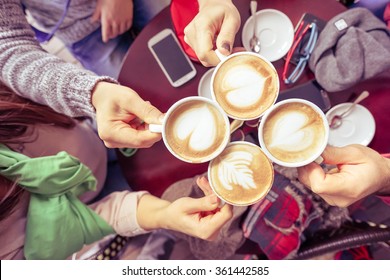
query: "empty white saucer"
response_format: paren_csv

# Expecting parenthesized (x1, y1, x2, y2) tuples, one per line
(197, 67, 215, 100)
(326, 103, 376, 147)
(242, 9, 294, 62)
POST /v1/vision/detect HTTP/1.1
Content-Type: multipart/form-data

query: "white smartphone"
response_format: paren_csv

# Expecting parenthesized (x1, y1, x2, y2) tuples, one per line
(148, 29, 196, 87)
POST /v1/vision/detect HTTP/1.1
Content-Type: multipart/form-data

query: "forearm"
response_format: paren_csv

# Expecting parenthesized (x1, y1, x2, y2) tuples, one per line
(89, 190, 151, 236)
(0, 0, 117, 118)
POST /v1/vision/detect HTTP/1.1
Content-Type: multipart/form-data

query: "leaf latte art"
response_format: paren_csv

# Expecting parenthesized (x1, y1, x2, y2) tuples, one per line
(209, 142, 274, 206)
(217, 151, 256, 191)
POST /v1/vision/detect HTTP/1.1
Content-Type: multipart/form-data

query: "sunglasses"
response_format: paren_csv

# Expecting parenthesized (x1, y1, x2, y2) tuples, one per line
(283, 21, 319, 85)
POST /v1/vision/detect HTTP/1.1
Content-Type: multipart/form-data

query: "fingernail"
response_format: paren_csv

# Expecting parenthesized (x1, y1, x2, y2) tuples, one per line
(221, 42, 231, 52)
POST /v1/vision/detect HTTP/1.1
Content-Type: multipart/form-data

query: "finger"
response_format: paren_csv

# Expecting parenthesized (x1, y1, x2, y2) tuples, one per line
(297, 162, 324, 190)
(125, 20, 133, 32)
(128, 117, 146, 130)
(183, 194, 220, 214)
(299, 161, 350, 196)
(110, 22, 120, 39)
(128, 95, 164, 125)
(322, 145, 363, 165)
(215, 16, 240, 56)
(119, 22, 129, 35)
(185, 26, 220, 66)
(207, 203, 233, 228)
(196, 176, 213, 196)
(101, 124, 162, 148)
(101, 20, 112, 43)
(204, 207, 234, 241)
(91, 9, 101, 23)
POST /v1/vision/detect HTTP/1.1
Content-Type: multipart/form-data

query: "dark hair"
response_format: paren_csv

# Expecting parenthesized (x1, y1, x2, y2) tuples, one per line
(0, 82, 75, 220)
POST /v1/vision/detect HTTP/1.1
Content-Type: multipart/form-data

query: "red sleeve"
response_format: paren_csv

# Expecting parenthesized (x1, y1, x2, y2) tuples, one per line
(384, 3, 390, 28)
(170, 0, 200, 62)
(378, 196, 390, 205)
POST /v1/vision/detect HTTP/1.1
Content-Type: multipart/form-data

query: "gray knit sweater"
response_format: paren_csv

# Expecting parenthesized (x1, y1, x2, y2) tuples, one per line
(0, 0, 117, 118)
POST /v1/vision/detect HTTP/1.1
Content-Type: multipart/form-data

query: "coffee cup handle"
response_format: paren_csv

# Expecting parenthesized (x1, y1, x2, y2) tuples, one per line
(314, 155, 324, 165)
(149, 124, 163, 133)
(215, 49, 228, 62)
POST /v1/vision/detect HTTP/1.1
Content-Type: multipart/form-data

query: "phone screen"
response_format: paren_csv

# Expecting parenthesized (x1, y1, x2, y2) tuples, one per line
(277, 80, 331, 111)
(150, 33, 195, 84)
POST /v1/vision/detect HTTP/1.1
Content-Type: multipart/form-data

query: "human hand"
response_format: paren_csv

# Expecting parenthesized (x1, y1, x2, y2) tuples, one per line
(161, 176, 233, 240)
(92, 0, 134, 43)
(184, 0, 241, 66)
(298, 145, 390, 207)
(91, 81, 164, 148)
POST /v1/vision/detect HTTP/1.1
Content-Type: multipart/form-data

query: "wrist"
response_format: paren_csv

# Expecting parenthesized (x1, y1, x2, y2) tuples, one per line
(376, 157, 390, 196)
(136, 194, 171, 231)
(91, 81, 110, 109)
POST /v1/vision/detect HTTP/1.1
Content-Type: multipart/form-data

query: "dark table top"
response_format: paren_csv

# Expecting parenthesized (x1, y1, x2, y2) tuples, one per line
(116, 0, 390, 197)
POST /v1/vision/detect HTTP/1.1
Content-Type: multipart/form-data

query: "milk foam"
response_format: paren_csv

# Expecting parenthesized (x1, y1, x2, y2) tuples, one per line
(175, 105, 218, 151)
(216, 151, 256, 191)
(223, 65, 266, 107)
(268, 112, 315, 152)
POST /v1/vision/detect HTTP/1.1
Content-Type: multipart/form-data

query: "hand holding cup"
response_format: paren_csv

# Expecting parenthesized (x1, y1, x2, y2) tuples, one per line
(210, 51, 280, 121)
(258, 98, 329, 167)
(149, 96, 231, 163)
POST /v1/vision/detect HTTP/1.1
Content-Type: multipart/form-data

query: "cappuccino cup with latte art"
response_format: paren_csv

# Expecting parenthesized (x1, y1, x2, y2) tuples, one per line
(258, 99, 329, 167)
(208, 141, 274, 206)
(149, 96, 230, 163)
(211, 51, 279, 121)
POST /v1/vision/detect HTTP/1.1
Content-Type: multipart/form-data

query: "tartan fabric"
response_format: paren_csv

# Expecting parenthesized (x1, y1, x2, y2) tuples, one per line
(242, 171, 315, 260)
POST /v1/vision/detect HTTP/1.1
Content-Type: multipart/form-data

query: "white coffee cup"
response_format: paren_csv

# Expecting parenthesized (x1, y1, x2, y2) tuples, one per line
(197, 67, 215, 100)
(210, 51, 280, 121)
(258, 98, 329, 167)
(208, 141, 274, 206)
(149, 96, 231, 163)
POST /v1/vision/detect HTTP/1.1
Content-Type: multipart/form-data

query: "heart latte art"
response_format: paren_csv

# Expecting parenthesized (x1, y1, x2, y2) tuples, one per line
(165, 100, 229, 163)
(262, 102, 326, 163)
(213, 54, 278, 120)
(209, 142, 274, 206)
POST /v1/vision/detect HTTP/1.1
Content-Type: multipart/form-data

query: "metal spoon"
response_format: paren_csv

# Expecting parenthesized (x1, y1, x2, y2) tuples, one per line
(249, 1, 261, 53)
(329, 90, 370, 129)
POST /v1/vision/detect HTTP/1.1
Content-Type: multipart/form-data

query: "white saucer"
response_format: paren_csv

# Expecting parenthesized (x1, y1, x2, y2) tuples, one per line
(326, 103, 376, 147)
(197, 67, 215, 100)
(242, 9, 294, 62)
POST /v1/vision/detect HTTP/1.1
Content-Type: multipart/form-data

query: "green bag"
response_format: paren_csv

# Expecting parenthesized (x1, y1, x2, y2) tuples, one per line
(0, 144, 114, 259)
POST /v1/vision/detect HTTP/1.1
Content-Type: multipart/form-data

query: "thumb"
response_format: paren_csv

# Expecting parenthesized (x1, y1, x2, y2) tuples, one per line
(322, 145, 362, 165)
(129, 95, 164, 125)
(216, 16, 239, 56)
(183, 194, 220, 213)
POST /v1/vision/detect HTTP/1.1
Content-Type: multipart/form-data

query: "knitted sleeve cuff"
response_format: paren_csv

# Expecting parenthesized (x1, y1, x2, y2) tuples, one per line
(63, 73, 118, 119)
